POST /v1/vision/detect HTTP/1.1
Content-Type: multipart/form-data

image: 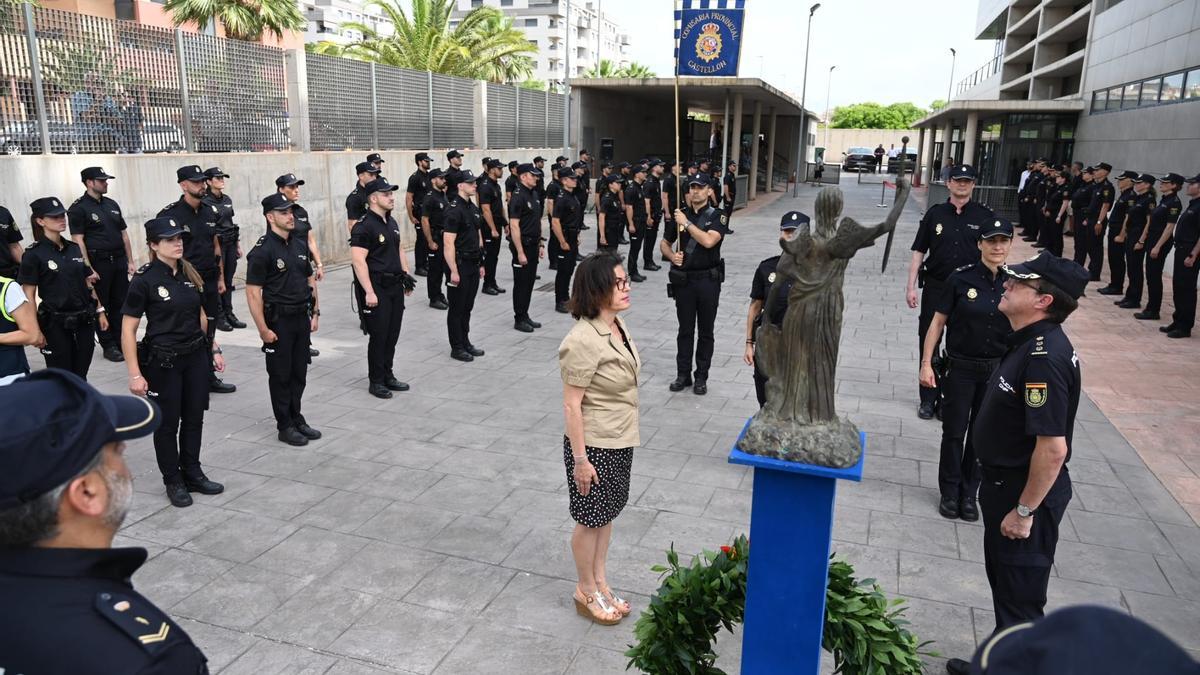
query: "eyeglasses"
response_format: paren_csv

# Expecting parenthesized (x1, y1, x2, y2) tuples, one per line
(614, 276, 631, 291)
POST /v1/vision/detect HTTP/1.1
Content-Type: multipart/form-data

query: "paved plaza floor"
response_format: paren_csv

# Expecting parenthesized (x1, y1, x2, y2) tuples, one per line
(73, 175, 1200, 673)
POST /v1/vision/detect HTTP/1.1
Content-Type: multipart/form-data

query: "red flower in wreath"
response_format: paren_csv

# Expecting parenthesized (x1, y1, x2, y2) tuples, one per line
(720, 545, 735, 559)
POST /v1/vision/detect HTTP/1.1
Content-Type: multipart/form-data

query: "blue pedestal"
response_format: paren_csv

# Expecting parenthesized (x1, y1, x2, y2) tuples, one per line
(729, 424, 866, 675)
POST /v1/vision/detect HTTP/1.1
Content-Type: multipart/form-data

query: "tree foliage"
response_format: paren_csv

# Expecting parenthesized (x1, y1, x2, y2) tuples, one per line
(929, 99, 946, 111)
(581, 58, 656, 79)
(311, 0, 535, 83)
(830, 102, 928, 129)
(163, 0, 305, 41)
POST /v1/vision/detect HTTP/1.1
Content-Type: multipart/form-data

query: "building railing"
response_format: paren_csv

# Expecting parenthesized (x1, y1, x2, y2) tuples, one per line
(928, 182, 1019, 222)
(954, 55, 1002, 97)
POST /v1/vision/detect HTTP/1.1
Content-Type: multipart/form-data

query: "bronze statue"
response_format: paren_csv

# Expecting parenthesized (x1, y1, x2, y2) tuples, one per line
(738, 177, 911, 467)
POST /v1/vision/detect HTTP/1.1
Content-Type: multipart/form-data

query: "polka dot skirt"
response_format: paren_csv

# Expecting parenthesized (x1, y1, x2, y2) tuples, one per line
(563, 436, 633, 528)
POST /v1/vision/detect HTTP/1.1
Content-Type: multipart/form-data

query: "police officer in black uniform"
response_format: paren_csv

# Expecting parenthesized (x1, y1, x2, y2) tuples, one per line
(504, 160, 520, 203)
(443, 170, 487, 362)
(1016, 159, 1043, 242)
(1097, 170, 1139, 297)
(203, 167, 243, 331)
(68, 166, 131, 363)
(597, 173, 624, 252)
(1164, 173, 1200, 339)
(406, 152, 433, 276)
(420, 168, 450, 310)
(1116, 173, 1157, 311)
(20, 197, 106, 378)
(571, 161, 590, 241)
(350, 177, 414, 399)
(1137, 173, 1184, 322)
(745, 211, 806, 406)
(366, 151, 384, 171)
(508, 163, 545, 333)
(942, 252, 1088, 675)
(476, 161, 508, 296)
(347, 161, 382, 234)
(545, 164, 567, 271)
(661, 174, 730, 396)
(0, 203, 23, 279)
(577, 150, 593, 224)
(276, 174, 324, 361)
(624, 164, 650, 283)
(906, 164, 993, 419)
(532, 156, 547, 200)
(0, 369, 212, 675)
(159, 165, 236, 394)
(722, 160, 738, 231)
(246, 193, 322, 447)
(920, 217, 1015, 523)
(121, 217, 224, 508)
(1078, 162, 1114, 281)
(551, 167, 583, 314)
(1068, 165, 1094, 244)
(1037, 166, 1071, 257)
(641, 160, 665, 271)
(445, 149, 467, 199)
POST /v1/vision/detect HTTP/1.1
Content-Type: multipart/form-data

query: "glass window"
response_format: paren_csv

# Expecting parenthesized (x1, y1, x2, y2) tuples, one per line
(501, 0, 514, 5)
(1187, 68, 1200, 99)
(1121, 82, 1141, 108)
(524, 18, 537, 26)
(1091, 90, 1107, 112)
(1107, 87, 1123, 110)
(1161, 72, 1184, 101)
(1140, 78, 1161, 104)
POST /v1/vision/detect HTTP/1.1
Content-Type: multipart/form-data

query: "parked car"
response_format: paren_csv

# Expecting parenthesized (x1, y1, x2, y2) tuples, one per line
(887, 150, 918, 174)
(842, 147, 877, 172)
(141, 123, 186, 154)
(1, 121, 83, 155)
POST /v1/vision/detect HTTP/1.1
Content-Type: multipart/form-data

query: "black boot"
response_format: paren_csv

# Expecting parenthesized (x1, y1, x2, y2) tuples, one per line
(184, 473, 225, 495)
(165, 482, 193, 507)
(215, 314, 233, 332)
(226, 311, 247, 329)
(669, 376, 692, 392)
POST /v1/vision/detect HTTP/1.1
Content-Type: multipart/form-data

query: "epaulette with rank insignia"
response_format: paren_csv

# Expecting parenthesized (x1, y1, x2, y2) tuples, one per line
(94, 591, 178, 656)
(954, 263, 975, 273)
(254, 235, 266, 246)
(136, 262, 153, 275)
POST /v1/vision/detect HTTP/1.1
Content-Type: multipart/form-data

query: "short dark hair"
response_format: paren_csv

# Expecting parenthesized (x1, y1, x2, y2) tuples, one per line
(0, 449, 102, 548)
(568, 251, 623, 319)
(1038, 279, 1078, 323)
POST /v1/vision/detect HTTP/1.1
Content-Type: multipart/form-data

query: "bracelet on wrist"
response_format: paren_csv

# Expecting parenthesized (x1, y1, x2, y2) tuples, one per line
(212, 348, 222, 355)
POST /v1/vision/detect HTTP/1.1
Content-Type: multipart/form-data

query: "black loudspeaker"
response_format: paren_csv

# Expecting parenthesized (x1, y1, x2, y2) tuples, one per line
(600, 138, 614, 161)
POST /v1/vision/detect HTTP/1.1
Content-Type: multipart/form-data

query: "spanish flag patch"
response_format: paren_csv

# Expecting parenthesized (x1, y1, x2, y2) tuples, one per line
(1025, 383, 1047, 408)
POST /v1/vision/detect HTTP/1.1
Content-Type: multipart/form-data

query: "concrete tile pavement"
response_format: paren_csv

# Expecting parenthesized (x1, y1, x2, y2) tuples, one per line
(56, 174, 1198, 673)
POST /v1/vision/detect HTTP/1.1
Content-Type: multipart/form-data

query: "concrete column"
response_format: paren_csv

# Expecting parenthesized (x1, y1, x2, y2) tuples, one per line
(962, 111, 979, 167)
(924, 125, 938, 185)
(914, 127, 926, 187)
(764, 107, 778, 192)
(473, 80, 488, 149)
(284, 49, 310, 152)
(749, 99, 762, 199)
(729, 93, 744, 169)
(940, 120, 953, 172)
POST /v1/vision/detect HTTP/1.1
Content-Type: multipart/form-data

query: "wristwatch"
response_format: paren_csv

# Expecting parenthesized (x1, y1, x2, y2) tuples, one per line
(1016, 503, 1035, 518)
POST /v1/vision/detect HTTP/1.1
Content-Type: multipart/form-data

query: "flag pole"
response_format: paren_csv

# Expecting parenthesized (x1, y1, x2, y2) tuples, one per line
(673, 0, 682, 253)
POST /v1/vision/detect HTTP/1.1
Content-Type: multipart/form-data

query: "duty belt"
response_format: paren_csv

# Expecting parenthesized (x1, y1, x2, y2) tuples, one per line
(979, 465, 1029, 483)
(87, 249, 125, 261)
(947, 353, 1000, 374)
(683, 266, 721, 280)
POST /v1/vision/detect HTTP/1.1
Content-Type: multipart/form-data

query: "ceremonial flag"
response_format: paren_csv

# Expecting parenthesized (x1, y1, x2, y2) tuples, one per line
(674, 0, 746, 77)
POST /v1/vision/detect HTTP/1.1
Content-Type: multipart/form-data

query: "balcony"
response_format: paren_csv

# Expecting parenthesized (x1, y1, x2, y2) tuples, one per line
(955, 55, 1002, 97)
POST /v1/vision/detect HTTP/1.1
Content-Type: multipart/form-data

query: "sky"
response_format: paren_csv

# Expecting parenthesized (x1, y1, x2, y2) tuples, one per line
(592, 0, 997, 115)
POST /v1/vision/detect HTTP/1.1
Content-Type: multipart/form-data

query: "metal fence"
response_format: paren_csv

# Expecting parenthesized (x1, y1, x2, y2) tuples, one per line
(0, 5, 288, 155)
(927, 182, 1019, 222)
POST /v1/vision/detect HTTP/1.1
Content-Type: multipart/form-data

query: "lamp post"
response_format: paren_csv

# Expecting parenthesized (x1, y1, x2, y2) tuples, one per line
(792, 2, 819, 198)
(823, 64, 836, 155)
(947, 47, 957, 103)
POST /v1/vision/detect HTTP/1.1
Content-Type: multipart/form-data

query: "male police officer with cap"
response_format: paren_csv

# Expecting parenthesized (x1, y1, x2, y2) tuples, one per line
(420, 168, 450, 310)
(443, 170, 487, 362)
(366, 152, 385, 171)
(1164, 173, 1200, 339)
(624, 164, 651, 282)
(69, 166, 133, 363)
(350, 177, 414, 399)
(1097, 170, 1139, 297)
(532, 156, 548, 200)
(406, 152, 434, 277)
(276, 176, 324, 363)
(551, 166, 582, 313)
(504, 160, 520, 203)
(661, 174, 730, 395)
(1078, 162, 1114, 279)
(509, 163, 545, 332)
(906, 163, 993, 420)
(347, 161, 382, 234)
(545, 163, 567, 271)
(246, 193, 321, 447)
(160, 165, 235, 394)
(478, 159, 508, 295)
(942, 251, 1089, 675)
(745, 211, 807, 406)
(0, 369, 211, 674)
(203, 166, 243, 331)
(445, 149, 467, 197)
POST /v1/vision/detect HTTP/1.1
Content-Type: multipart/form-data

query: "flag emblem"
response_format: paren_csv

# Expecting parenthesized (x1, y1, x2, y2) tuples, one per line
(1025, 383, 1047, 408)
(696, 23, 722, 62)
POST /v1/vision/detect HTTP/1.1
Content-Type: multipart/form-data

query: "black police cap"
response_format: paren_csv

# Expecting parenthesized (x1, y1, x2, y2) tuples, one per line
(261, 192, 299, 214)
(648, 159, 666, 168)
(486, 158, 504, 170)
(0, 369, 159, 509)
(481, 156, 492, 166)
(616, 161, 630, 170)
(1160, 172, 1186, 185)
(275, 173, 305, 187)
(533, 156, 546, 163)
(1116, 170, 1139, 181)
(516, 163, 540, 176)
(780, 211, 809, 230)
(507, 160, 519, 169)
(362, 177, 399, 195)
(81, 166, 115, 182)
(176, 164, 206, 183)
(1095, 162, 1112, 172)
(415, 152, 431, 163)
(1083, 166, 1095, 174)
(602, 173, 622, 185)
(948, 164, 977, 181)
(686, 174, 711, 188)
(580, 148, 590, 155)
(454, 170, 477, 186)
(555, 155, 568, 163)
(446, 149, 463, 159)
(428, 168, 445, 179)
(632, 164, 648, 174)
(1185, 173, 1200, 184)
(30, 196, 67, 218)
(1002, 251, 1090, 300)
(366, 152, 385, 163)
(571, 161, 587, 170)
(1135, 173, 1155, 184)
(978, 217, 1014, 240)
(356, 161, 382, 175)
(556, 167, 576, 180)
(204, 166, 229, 179)
(144, 216, 185, 241)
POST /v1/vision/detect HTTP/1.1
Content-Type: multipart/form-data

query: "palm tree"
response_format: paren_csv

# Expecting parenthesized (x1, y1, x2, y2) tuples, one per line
(163, 0, 306, 41)
(313, 0, 535, 83)
(620, 61, 656, 78)
(582, 59, 622, 78)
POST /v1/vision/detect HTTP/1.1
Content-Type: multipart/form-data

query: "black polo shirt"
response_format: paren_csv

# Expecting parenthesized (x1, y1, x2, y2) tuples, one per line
(406, 170, 432, 219)
(1086, 178, 1115, 222)
(245, 229, 313, 305)
(572, 182, 588, 209)
(1046, 182, 1071, 217)
(1126, 192, 1155, 235)
(600, 190, 624, 234)
(421, 190, 449, 235)
(644, 176, 663, 220)
(534, 171, 546, 200)
(750, 254, 790, 330)
(553, 187, 583, 233)
(67, 192, 127, 252)
(1148, 193, 1183, 240)
(663, 205, 728, 271)
(1173, 198, 1200, 246)
(291, 203, 313, 239)
(17, 238, 93, 312)
(724, 170, 737, 206)
(157, 198, 219, 275)
(664, 173, 681, 214)
(625, 180, 648, 223)
(203, 191, 236, 239)
(1110, 187, 1136, 229)
(444, 166, 465, 196)
(974, 320, 1080, 469)
(910, 200, 992, 281)
(934, 263, 1011, 360)
(504, 173, 519, 200)
(444, 198, 483, 258)
(346, 183, 369, 222)
(1019, 172, 1042, 202)
(1070, 181, 1093, 213)
(580, 165, 592, 194)
(121, 258, 204, 346)
(507, 185, 542, 243)
(350, 209, 404, 275)
(478, 178, 505, 235)
(545, 180, 565, 224)
(0, 547, 209, 675)
(0, 206, 22, 275)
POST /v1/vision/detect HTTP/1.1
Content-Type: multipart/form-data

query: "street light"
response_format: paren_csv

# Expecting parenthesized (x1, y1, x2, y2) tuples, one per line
(823, 64, 836, 155)
(947, 47, 957, 104)
(793, 2, 819, 197)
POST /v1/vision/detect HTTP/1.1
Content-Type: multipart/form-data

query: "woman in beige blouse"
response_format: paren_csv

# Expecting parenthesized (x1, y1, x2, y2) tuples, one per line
(558, 251, 640, 625)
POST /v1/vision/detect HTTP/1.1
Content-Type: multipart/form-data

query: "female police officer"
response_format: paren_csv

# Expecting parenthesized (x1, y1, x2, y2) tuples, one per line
(1115, 174, 1157, 311)
(1136, 173, 1184, 322)
(121, 217, 224, 507)
(597, 174, 624, 252)
(919, 218, 1014, 522)
(18, 197, 106, 378)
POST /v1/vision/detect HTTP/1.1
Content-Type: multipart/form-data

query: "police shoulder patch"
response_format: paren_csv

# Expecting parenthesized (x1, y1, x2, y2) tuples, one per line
(1025, 382, 1047, 408)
